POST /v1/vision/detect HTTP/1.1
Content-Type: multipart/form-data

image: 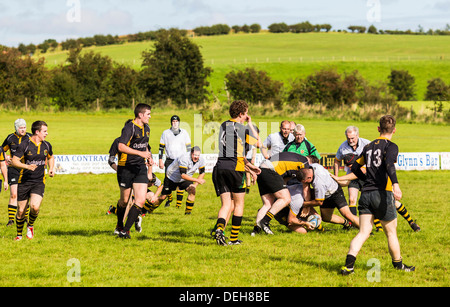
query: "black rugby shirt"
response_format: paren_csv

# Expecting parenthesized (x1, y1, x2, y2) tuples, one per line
(13, 139, 53, 184)
(118, 120, 150, 167)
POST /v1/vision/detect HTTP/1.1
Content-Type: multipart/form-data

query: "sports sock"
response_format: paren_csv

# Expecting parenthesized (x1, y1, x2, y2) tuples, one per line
(345, 254, 356, 269)
(176, 190, 184, 208)
(373, 219, 383, 232)
(25, 206, 30, 220)
(28, 211, 39, 227)
(392, 258, 403, 269)
(124, 204, 142, 232)
(230, 216, 243, 242)
(261, 211, 274, 225)
(215, 218, 226, 232)
(8, 205, 17, 221)
(116, 205, 126, 229)
(396, 203, 413, 225)
(110, 203, 118, 214)
(167, 193, 173, 203)
(316, 223, 324, 232)
(16, 217, 26, 237)
(185, 200, 194, 214)
(349, 205, 357, 216)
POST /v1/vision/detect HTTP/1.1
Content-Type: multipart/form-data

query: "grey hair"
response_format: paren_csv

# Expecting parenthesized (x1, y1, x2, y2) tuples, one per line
(345, 126, 359, 136)
(294, 124, 305, 134)
(14, 119, 26, 133)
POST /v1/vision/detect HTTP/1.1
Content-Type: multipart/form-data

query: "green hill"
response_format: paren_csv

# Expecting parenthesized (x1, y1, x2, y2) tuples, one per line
(36, 32, 450, 101)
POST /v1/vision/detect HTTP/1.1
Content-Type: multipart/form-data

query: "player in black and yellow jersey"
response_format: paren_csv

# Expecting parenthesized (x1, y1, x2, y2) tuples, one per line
(2, 119, 32, 226)
(116, 103, 153, 239)
(212, 100, 262, 246)
(341, 115, 415, 275)
(11, 121, 55, 241)
(255, 152, 309, 235)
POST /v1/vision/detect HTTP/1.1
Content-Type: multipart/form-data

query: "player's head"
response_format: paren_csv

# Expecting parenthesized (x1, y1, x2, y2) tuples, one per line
(293, 124, 306, 143)
(14, 118, 27, 136)
(307, 155, 320, 164)
(297, 167, 314, 184)
(31, 121, 48, 141)
(280, 120, 291, 138)
(343, 153, 357, 167)
(229, 100, 248, 120)
(134, 103, 152, 123)
(289, 121, 296, 134)
(345, 126, 360, 147)
(171, 115, 180, 129)
(191, 146, 201, 163)
(379, 115, 396, 134)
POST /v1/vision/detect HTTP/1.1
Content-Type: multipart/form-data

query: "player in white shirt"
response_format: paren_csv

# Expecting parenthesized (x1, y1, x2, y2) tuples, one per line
(159, 115, 192, 207)
(152, 147, 206, 215)
(298, 163, 360, 229)
(334, 126, 370, 216)
(261, 120, 294, 159)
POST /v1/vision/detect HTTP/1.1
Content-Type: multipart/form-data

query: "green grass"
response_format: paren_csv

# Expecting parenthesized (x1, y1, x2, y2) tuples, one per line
(35, 32, 450, 102)
(0, 111, 449, 287)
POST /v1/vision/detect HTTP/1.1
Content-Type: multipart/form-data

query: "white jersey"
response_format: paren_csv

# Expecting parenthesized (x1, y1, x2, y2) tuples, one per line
(335, 137, 370, 174)
(166, 152, 206, 183)
(159, 128, 191, 160)
(310, 163, 338, 201)
(263, 132, 294, 157)
(287, 183, 304, 217)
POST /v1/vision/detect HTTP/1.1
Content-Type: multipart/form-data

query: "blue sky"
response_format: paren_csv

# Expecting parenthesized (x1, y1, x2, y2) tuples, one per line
(0, 0, 449, 46)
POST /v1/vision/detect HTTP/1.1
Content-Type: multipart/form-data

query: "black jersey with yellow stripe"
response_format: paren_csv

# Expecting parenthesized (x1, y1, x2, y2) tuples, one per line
(352, 137, 399, 192)
(215, 119, 258, 172)
(13, 139, 53, 184)
(265, 152, 309, 177)
(118, 120, 150, 167)
(2, 132, 32, 168)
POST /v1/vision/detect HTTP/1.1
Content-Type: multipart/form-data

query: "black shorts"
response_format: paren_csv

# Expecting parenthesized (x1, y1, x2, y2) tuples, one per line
(348, 179, 364, 190)
(358, 190, 397, 221)
(212, 166, 246, 196)
(18, 181, 45, 201)
(8, 167, 20, 186)
(257, 168, 286, 196)
(161, 177, 193, 196)
(117, 164, 149, 189)
(321, 186, 348, 209)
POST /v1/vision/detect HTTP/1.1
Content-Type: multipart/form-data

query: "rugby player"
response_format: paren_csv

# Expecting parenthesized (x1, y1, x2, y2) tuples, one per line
(341, 115, 415, 275)
(11, 121, 55, 241)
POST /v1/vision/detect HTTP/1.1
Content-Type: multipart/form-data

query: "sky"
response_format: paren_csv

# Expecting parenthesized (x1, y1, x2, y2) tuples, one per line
(0, 0, 449, 47)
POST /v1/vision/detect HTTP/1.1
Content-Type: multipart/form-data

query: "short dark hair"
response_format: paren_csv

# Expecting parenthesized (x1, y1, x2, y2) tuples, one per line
(134, 103, 151, 118)
(31, 121, 48, 135)
(379, 115, 396, 134)
(229, 100, 248, 119)
(191, 146, 201, 153)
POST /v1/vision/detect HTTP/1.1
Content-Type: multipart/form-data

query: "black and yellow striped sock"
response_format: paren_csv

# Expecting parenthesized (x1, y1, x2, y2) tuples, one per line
(185, 200, 194, 215)
(176, 191, 184, 208)
(28, 211, 39, 227)
(8, 205, 17, 221)
(373, 219, 383, 232)
(396, 203, 413, 225)
(167, 193, 173, 203)
(317, 223, 324, 232)
(261, 211, 274, 224)
(230, 216, 243, 242)
(26, 207, 30, 221)
(215, 218, 226, 232)
(16, 217, 26, 237)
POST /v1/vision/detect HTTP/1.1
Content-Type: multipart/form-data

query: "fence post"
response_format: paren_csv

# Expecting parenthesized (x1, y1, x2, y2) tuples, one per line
(25, 98, 28, 112)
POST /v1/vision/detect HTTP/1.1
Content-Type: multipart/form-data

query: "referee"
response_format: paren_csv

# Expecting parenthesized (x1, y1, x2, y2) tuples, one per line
(158, 115, 191, 208)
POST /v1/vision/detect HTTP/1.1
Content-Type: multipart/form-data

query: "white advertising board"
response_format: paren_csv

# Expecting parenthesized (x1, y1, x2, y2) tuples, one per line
(395, 152, 440, 171)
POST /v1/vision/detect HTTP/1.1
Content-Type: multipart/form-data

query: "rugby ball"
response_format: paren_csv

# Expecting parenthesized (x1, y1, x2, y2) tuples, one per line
(307, 214, 322, 229)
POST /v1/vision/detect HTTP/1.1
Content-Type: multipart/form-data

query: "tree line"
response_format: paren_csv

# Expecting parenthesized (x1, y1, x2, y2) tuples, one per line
(1, 29, 448, 119)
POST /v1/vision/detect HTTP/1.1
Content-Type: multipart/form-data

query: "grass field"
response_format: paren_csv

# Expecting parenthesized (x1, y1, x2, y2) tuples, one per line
(0, 111, 449, 287)
(35, 32, 450, 102)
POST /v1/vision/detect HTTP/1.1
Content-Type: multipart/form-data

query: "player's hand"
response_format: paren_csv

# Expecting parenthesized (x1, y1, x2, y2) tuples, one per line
(49, 170, 55, 177)
(159, 160, 164, 170)
(304, 222, 315, 231)
(393, 183, 402, 201)
(3, 181, 8, 191)
(196, 178, 206, 185)
(28, 164, 38, 171)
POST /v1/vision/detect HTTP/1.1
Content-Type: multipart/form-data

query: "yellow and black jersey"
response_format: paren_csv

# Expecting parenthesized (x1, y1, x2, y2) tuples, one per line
(13, 139, 53, 184)
(2, 132, 32, 167)
(0, 146, 5, 162)
(215, 119, 258, 172)
(118, 120, 151, 167)
(262, 152, 309, 178)
(352, 137, 399, 192)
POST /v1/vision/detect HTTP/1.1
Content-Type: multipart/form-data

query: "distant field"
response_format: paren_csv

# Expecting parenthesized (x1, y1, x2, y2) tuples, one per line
(35, 32, 450, 102)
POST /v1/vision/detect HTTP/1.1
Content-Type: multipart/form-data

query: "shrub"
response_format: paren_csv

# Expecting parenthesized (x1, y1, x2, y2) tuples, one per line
(225, 68, 283, 105)
(388, 69, 416, 101)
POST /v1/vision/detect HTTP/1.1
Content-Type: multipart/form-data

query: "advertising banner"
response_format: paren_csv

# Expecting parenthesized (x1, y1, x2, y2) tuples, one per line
(395, 152, 440, 171)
